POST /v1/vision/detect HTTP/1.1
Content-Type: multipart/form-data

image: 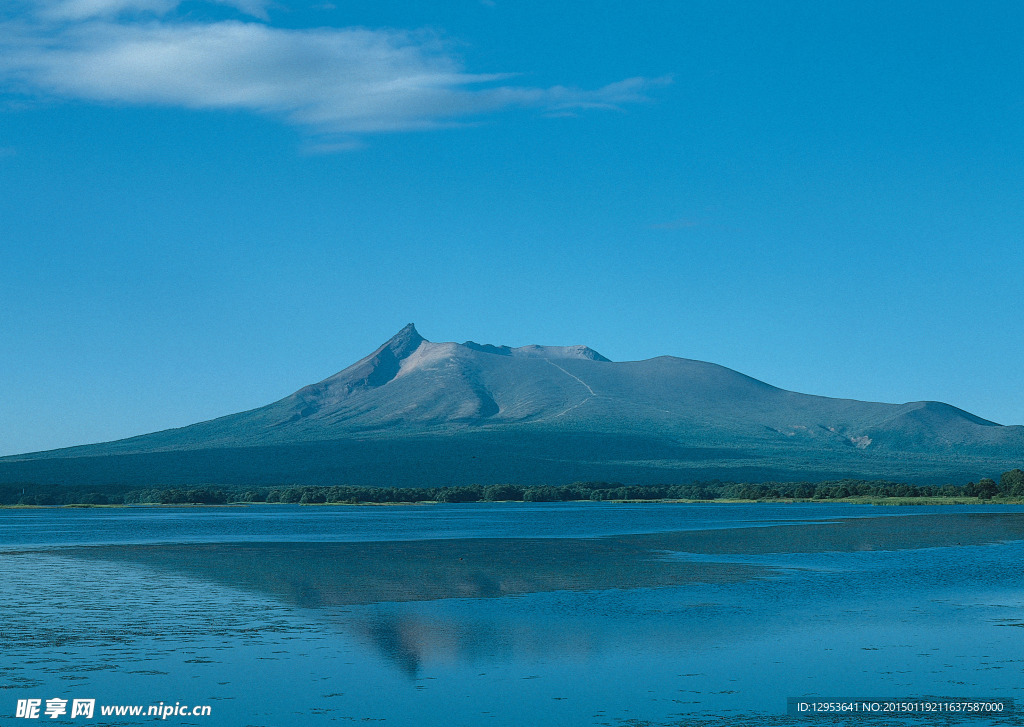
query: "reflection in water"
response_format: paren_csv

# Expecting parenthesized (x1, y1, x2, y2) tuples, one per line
(4, 512, 1024, 726)
(58, 535, 767, 606)
(363, 615, 424, 677)
(49, 512, 1024, 686)
(56, 534, 768, 681)
(55, 512, 1024, 608)
(341, 599, 669, 682)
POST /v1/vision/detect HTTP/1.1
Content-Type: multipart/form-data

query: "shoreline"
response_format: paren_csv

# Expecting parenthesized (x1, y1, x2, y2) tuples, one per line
(3, 496, 1024, 509)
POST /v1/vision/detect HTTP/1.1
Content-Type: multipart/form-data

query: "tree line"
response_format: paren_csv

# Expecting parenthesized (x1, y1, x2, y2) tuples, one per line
(3, 469, 1024, 506)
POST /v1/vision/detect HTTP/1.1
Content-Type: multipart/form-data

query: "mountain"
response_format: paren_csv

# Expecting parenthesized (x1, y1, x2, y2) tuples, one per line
(2, 324, 1021, 487)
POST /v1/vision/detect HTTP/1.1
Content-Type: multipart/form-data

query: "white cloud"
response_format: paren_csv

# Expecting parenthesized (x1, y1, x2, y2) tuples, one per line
(0, 4, 670, 140)
(40, 0, 176, 21)
(35, 0, 269, 21)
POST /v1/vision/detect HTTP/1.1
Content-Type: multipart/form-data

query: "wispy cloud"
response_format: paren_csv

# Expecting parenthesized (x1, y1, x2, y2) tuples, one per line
(0, 1, 670, 143)
(38, 0, 178, 21)
(35, 0, 269, 21)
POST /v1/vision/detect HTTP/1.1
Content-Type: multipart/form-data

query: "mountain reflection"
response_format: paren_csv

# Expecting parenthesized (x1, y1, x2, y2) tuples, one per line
(61, 535, 763, 607)
(51, 513, 1024, 680)
(59, 512, 1024, 608)
(362, 614, 425, 677)
(346, 607, 626, 679)
(59, 535, 762, 679)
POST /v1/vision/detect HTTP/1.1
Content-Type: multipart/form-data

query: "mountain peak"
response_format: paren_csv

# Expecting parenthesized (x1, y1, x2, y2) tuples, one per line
(296, 324, 425, 399)
(383, 323, 425, 358)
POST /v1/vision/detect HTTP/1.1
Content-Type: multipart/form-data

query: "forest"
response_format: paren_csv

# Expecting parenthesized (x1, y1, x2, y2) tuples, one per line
(2, 470, 1023, 506)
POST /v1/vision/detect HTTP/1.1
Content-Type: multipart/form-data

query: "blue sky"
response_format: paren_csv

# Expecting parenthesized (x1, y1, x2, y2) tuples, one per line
(1, 0, 1022, 456)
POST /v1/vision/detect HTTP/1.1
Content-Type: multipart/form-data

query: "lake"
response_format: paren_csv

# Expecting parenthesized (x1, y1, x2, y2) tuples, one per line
(2, 502, 1023, 726)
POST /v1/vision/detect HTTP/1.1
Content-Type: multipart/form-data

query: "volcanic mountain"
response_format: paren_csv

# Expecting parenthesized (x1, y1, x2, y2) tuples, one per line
(2, 324, 1021, 486)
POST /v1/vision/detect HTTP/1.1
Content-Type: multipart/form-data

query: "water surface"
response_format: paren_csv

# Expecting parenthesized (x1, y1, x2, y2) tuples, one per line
(2, 503, 1023, 726)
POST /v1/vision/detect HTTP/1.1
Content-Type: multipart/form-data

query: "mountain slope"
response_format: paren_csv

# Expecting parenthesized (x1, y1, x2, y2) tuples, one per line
(2, 324, 1021, 486)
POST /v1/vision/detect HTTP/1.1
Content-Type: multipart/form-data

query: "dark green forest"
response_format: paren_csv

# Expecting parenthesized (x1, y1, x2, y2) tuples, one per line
(3, 469, 1024, 506)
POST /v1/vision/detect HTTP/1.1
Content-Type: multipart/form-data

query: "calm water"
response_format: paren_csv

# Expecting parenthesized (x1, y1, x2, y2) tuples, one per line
(0, 501, 950, 547)
(2, 503, 1023, 726)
